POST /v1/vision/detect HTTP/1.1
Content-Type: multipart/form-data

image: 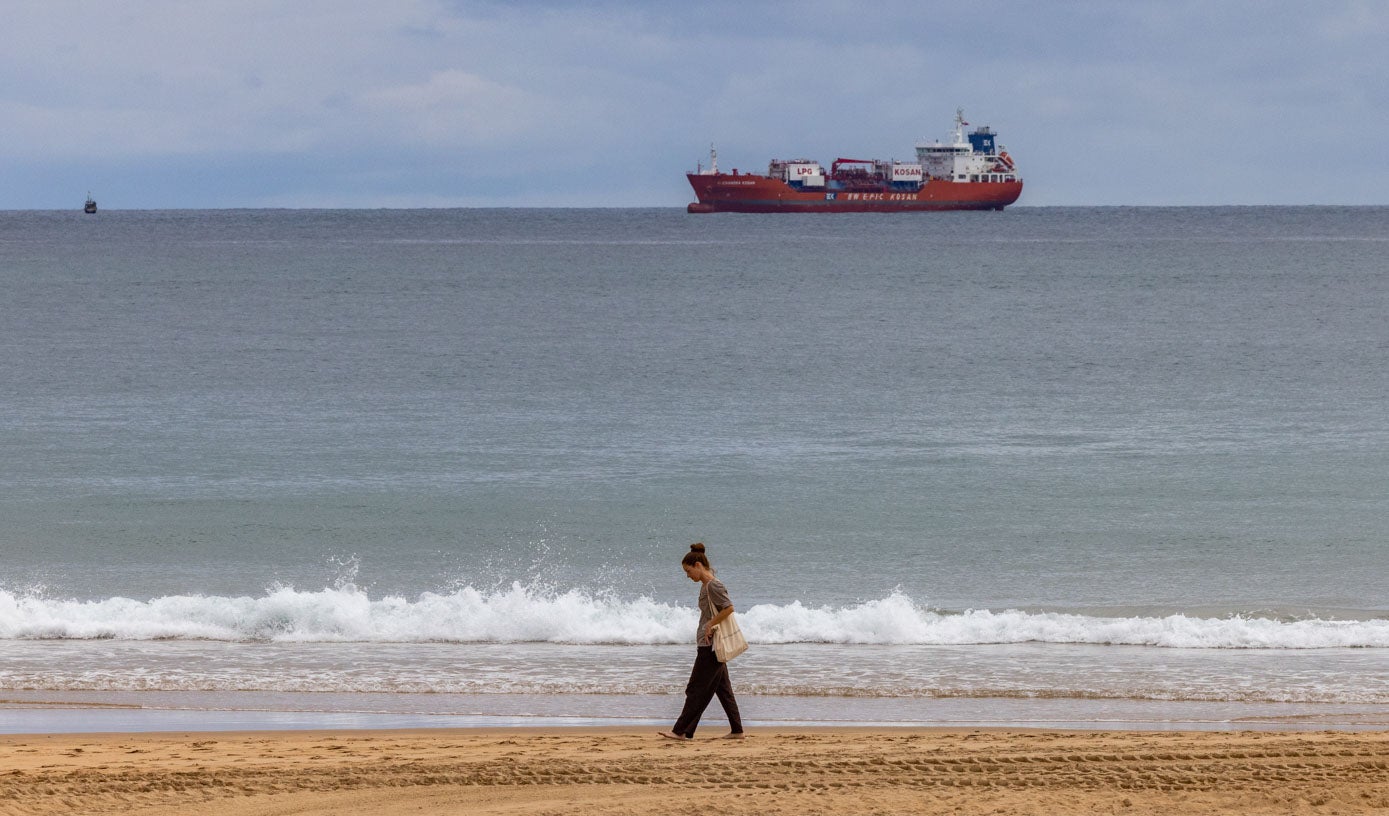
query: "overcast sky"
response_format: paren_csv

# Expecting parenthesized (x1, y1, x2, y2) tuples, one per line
(4, 1, 1387, 208)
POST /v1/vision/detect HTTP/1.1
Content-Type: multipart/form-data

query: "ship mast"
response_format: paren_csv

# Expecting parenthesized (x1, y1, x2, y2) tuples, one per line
(709, 143, 718, 175)
(953, 108, 968, 147)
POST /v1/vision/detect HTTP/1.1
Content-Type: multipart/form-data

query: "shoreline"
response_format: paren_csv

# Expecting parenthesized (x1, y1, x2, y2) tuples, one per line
(3, 727, 1386, 815)
(5, 709, 1389, 736)
(5, 689, 1389, 736)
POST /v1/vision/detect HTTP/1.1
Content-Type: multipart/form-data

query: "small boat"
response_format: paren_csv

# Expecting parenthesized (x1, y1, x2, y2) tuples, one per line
(84, 193, 97, 214)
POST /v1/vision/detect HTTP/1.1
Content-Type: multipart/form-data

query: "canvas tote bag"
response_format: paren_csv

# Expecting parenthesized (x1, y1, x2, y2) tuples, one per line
(704, 587, 749, 662)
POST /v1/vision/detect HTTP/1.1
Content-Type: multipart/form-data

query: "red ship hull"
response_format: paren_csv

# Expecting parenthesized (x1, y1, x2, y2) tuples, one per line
(687, 173, 1022, 213)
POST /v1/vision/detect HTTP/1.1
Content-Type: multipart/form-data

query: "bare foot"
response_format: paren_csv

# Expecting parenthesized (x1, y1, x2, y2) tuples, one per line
(657, 731, 690, 741)
(720, 732, 746, 740)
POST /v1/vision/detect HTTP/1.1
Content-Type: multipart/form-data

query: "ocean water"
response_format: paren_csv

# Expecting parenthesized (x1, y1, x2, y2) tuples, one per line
(1, 206, 1386, 731)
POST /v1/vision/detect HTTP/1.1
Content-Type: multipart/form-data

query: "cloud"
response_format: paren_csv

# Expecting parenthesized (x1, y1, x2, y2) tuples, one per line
(0, 2, 426, 159)
(356, 70, 544, 147)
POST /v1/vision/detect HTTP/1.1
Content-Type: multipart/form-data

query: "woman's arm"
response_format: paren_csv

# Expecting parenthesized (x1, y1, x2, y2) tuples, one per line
(705, 605, 734, 641)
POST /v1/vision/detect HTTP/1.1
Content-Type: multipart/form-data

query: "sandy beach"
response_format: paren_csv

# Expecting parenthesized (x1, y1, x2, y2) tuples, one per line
(2, 727, 1386, 815)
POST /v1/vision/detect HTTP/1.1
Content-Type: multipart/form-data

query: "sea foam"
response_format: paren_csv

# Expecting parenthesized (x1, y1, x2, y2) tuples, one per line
(0, 584, 1385, 648)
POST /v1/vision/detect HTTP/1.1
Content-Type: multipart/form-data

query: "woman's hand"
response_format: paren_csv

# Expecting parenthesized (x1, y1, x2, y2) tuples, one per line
(705, 605, 733, 642)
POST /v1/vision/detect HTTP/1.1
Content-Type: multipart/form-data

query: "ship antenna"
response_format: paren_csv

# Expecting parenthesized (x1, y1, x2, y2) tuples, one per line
(954, 108, 967, 146)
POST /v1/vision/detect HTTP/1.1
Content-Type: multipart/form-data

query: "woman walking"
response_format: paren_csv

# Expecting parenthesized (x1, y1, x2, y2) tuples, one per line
(658, 542, 745, 741)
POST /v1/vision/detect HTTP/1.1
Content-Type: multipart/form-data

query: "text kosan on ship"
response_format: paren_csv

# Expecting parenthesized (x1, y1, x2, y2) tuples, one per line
(687, 109, 1022, 213)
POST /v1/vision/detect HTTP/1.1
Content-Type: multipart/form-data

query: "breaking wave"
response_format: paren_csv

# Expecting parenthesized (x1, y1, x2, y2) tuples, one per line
(1, 584, 1386, 649)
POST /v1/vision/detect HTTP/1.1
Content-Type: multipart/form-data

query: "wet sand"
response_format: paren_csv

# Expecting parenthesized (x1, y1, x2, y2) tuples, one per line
(2, 727, 1386, 815)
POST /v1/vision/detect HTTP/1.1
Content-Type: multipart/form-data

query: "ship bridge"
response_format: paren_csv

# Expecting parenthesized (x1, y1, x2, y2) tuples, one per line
(915, 108, 1018, 184)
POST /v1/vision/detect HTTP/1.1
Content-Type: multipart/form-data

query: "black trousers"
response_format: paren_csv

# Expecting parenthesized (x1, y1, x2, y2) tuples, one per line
(671, 645, 743, 737)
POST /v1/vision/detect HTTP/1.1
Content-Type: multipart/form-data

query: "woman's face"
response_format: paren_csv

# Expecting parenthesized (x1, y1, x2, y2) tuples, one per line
(683, 564, 702, 582)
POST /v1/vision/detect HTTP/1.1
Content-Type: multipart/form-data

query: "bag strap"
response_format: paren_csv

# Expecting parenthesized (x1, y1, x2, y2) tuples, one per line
(700, 581, 733, 625)
(703, 581, 729, 622)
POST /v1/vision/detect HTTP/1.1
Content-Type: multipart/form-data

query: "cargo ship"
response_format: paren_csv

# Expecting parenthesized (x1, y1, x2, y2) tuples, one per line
(687, 109, 1021, 213)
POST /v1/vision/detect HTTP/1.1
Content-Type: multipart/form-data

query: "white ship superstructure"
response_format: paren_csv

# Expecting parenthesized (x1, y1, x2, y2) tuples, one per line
(916, 108, 1018, 184)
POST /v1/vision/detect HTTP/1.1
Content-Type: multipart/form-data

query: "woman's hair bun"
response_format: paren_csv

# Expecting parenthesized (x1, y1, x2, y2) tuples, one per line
(689, 542, 706, 554)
